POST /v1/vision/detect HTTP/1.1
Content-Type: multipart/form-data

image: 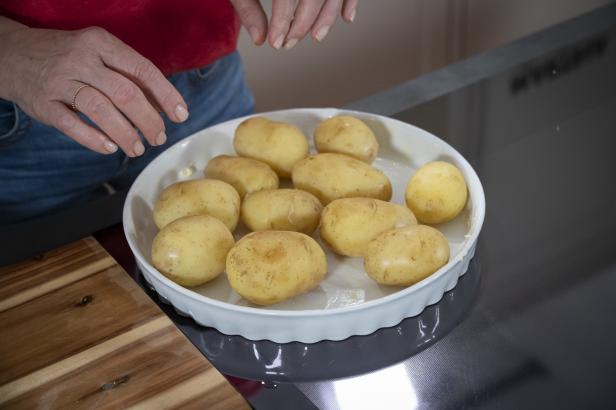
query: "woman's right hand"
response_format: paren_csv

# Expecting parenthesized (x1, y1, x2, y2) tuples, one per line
(0, 18, 188, 156)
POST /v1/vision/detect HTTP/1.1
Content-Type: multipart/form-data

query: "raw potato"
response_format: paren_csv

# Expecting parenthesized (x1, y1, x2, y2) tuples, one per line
(241, 189, 323, 234)
(405, 161, 468, 224)
(292, 153, 392, 205)
(234, 116, 309, 178)
(320, 198, 417, 257)
(204, 155, 279, 198)
(226, 231, 327, 305)
(314, 115, 379, 163)
(151, 215, 235, 287)
(364, 225, 450, 286)
(153, 179, 240, 231)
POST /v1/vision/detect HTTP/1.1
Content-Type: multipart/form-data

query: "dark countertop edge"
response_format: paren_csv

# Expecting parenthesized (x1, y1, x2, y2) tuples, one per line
(344, 2, 616, 116)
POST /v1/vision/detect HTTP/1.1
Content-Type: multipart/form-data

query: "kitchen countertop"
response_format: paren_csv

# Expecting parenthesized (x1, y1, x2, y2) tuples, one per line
(3, 3, 616, 409)
(121, 4, 616, 409)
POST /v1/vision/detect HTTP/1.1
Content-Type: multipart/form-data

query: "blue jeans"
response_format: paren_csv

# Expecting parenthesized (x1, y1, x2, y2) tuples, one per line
(0, 51, 254, 225)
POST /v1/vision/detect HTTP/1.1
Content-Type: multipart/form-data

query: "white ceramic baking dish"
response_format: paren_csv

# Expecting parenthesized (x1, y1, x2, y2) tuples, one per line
(123, 108, 485, 343)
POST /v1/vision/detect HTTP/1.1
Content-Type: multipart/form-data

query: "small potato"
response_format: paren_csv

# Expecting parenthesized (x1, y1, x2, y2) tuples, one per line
(320, 198, 417, 256)
(364, 225, 450, 287)
(234, 116, 309, 178)
(226, 231, 327, 305)
(204, 155, 279, 198)
(152, 215, 235, 287)
(292, 153, 392, 205)
(314, 115, 379, 163)
(153, 179, 240, 231)
(241, 189, 323, 234)
(405, 161, 468, 224)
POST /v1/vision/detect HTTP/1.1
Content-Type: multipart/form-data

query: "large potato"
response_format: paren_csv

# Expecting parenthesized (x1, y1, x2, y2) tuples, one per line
(153, 179, 240, 231)
(314, 115, 379, 163)
(405, 161, 468, 224)
(241, 189, 323, 234)
(234, 116, 309, 178)
(364, 225, 450, 286)
(320, 198, 417, 256)
(292, 153, 392, 205)
(203, 155, 279, 198)
(226, 231, 327, 305)
(152, 215, 235, 287)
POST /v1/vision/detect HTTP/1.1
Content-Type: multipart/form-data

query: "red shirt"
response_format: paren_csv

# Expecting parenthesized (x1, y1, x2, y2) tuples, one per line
(0, 0, 240, 75)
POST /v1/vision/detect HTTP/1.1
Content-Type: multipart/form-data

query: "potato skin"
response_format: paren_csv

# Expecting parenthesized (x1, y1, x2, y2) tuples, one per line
(314, 115, 379, 163)
(364, 225, 449, 286)
(291, 153, 392, 205)
(226, 231, 327, 305)
(152, 215, 235, 287)
(203, 155, 279, 198)
(405, 161, 468, 224)
(234, 117, 309, 178)
(153, 179, 240, 231)
(241, 189, 323, 234)
(320, 198, 417, 256)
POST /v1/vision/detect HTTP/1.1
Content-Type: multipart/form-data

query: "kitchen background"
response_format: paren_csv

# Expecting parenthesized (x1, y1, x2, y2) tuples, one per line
(237, 0, 612, 111)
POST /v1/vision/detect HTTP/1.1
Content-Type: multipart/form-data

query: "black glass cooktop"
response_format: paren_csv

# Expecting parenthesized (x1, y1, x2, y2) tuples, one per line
(132, 5, 616, 409)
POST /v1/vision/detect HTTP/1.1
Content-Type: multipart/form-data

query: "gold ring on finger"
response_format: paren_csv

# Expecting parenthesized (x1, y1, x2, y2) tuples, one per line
(71, 84, 91, 112)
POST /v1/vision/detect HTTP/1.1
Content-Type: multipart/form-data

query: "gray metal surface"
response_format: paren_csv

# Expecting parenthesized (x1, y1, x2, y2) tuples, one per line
(345, 2, 616, 116)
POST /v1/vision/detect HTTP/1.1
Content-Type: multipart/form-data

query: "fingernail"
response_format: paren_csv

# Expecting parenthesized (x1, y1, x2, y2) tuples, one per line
(104, 140, 118, 153)
(315, 26, 330, 42)
(284, 38, 298, 50)
(156, 131, 167, 146)
(248, 26, 260, 44)
(349, 8, 356, 22)
(175, 104, 189, 122)
(133, 140, 145, 156)
(273, 35, 284, 50)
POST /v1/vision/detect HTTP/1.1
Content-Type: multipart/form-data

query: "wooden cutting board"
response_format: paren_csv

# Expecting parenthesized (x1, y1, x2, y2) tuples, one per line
(0, 237, 249, 410)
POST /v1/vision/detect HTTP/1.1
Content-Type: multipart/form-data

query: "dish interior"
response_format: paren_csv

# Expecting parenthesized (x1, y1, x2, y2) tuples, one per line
(127, 109, 476, 311)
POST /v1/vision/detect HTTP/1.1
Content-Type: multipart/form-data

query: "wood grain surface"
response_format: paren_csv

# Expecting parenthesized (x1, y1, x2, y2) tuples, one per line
(0, 237, 249, 409)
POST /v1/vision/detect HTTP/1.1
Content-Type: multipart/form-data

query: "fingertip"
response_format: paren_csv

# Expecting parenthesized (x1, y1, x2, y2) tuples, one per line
(248, 26, 266, 45)
(313, 26, 331, 42)
(271, 34, 284, 50)
(103, 140, 119, 153)
(133, 140, 145, 156)
(174, 104, 189, 122)
(284, 38, 298, 50)
(343, 8, 356, 23)
(155, 131, 167, 146)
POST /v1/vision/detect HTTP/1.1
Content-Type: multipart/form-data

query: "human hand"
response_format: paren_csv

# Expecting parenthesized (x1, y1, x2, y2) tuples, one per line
(230, 0, 359, 49)
(0, 22, 188, 156)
